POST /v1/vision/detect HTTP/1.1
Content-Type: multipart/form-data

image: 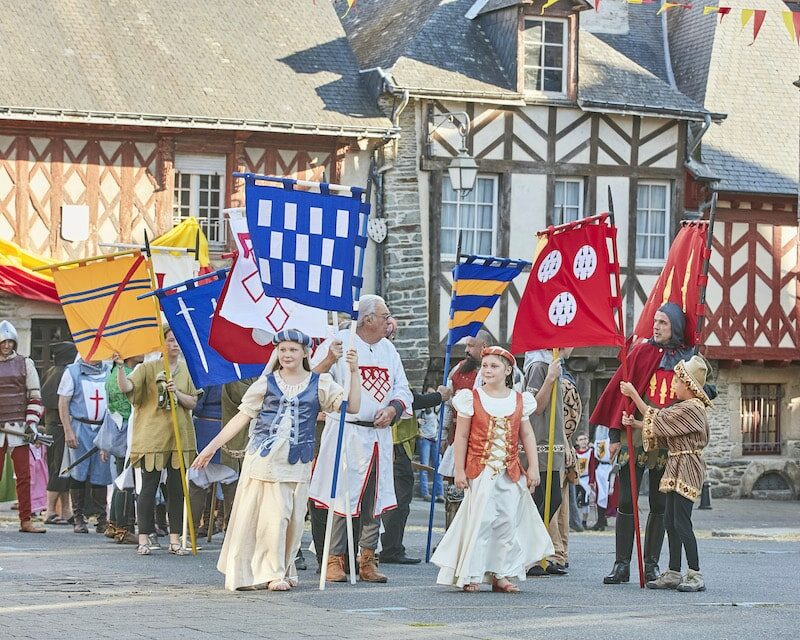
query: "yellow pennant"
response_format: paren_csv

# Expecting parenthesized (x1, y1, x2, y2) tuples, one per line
(783, 10, 799, 43)
(542, 0, 561, 13)
(657, 3, 682, 16)
(703, 5, 719, 13)
(341, 0, 356, 18)
(741, 8, 754, 28)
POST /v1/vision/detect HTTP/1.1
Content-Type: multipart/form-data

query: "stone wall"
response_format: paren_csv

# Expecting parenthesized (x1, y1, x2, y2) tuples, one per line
(379, 103, 429, 388)
(705, 365, 800, 499)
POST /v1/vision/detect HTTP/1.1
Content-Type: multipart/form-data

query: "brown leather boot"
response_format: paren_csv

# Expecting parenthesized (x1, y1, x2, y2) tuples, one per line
(326, 554, 347, 582)
(19, 520, 46, 534)
(358, 548, 387, 583)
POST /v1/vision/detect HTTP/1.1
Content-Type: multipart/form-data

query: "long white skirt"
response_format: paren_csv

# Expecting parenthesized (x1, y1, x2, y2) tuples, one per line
(217, 463, 308, 591)
(432, 468, 554, 587)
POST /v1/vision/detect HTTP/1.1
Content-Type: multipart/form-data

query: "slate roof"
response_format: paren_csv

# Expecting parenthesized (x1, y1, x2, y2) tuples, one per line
(339, 0, 519, 98)
(578, 31, 712, 120)
(668, 0, 799, 195)
(0, 0, 394, 138)
(339, 0, 711, 120)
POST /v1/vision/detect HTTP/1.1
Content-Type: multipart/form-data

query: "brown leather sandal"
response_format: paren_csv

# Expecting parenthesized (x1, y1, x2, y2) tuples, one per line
(462, 582, 480, 592)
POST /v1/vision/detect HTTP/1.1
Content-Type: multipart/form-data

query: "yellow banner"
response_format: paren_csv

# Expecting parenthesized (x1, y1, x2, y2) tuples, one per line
(152, 217, 210, 268)
(53, 252, 161, 361)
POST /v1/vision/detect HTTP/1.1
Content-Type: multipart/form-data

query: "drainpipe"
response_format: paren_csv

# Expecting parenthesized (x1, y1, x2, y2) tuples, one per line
(367, 67, 410, 296)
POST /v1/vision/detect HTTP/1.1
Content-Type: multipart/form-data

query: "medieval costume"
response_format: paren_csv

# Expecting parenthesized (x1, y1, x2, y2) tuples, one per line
(101, 359, 137, 543)
(309, 329, 413, 582)
(381, 388, 444, 565)
(219, 370, 345, 589)
(432, 385, 553, 588)
(217, 377, 258, 530)
(187, 385, 237, 535)
(590, 302, 693, 584)
(522, 350, 568, 577)
(58, 359, 112, 533)
(575, 441, 596, 527)
(0, 320, 45, 533)
(591, 425, 614, 529)
(627, 356, 711, 592)
(41, 341, 77, 525)
(124, 355, 198, 552)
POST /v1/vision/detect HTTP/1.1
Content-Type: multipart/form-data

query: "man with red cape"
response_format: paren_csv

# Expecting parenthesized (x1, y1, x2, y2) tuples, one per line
(590, 302, 694, 585)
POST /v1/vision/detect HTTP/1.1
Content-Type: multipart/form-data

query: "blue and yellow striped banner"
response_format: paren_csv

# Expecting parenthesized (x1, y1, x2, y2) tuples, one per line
(447, 256, 529, 346)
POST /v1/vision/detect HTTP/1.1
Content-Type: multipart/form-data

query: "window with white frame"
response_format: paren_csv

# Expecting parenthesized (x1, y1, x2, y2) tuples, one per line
(636, 182, 670, 263)
(173, 154, 227, 246)
(523, 18, 567, 94)
(441, 174, 497, 258)
(553, 178, 583, 225)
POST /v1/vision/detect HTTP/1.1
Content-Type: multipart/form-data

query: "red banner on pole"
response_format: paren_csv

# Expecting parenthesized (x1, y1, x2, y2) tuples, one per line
(511, 214, 623, 353)
(631, 221, 709, 347)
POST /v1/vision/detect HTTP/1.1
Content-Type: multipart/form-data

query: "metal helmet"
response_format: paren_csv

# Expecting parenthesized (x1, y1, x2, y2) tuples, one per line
(0, 320, 18, 346)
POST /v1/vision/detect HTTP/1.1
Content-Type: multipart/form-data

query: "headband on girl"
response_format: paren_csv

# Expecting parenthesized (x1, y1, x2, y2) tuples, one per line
(272, 329, 313, 349)
(481, 346, 515, 368)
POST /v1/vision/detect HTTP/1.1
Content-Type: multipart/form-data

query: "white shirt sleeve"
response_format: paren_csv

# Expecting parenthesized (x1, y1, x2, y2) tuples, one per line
(57, 369, 74, 397)
(238, 374, 269, 419)
(522, 391, 538, 418)
(452, 389, 474, 417)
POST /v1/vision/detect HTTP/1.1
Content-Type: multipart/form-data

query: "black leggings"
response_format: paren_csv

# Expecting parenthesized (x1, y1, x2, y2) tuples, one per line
(617, 461, 666, 515)
(665, 491, 699, 571)
(137, 466, 183, 535)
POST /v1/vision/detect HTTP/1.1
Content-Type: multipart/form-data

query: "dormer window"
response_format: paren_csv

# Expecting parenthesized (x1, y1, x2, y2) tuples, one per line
(523, 17, 568, 94)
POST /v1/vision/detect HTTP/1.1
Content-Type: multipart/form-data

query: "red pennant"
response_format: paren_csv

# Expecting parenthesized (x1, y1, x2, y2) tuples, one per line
(794, 11, 800, 44)
(720, 6, 731, 18)
(751, 9, 767, 44)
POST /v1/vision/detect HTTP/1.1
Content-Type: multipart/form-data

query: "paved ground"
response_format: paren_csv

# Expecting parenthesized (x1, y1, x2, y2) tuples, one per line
(1, 497, 798, 639)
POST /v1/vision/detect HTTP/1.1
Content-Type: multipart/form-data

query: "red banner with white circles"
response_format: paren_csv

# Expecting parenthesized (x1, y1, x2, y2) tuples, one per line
(511, 215, 623, 353)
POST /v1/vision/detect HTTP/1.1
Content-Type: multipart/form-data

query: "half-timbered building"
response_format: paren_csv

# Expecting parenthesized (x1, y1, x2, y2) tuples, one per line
(337, 1, 722, 394)
(669, 0, 800, 498)
(0, 0, 394, 368)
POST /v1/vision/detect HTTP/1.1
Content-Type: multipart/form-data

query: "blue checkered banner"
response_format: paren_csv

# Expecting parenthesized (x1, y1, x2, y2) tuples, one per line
(155, 270, 266, 387)
(241, 174, 370, 314)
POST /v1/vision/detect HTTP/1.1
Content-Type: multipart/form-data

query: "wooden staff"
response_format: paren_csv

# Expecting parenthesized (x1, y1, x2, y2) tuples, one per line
(143, 232, 198, 555)
(540, 348, 560, 569)
(607, 193, 645, 588)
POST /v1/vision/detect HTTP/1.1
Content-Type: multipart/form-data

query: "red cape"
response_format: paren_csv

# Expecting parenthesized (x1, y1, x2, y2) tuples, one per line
(589, 341, 664, 431)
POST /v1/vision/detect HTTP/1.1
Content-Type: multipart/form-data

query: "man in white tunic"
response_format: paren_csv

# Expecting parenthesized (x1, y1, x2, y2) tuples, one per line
(309, 295, 413, 583)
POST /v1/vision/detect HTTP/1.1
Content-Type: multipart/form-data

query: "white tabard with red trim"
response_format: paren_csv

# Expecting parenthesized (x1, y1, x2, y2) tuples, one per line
(309, 330, 413, 517)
